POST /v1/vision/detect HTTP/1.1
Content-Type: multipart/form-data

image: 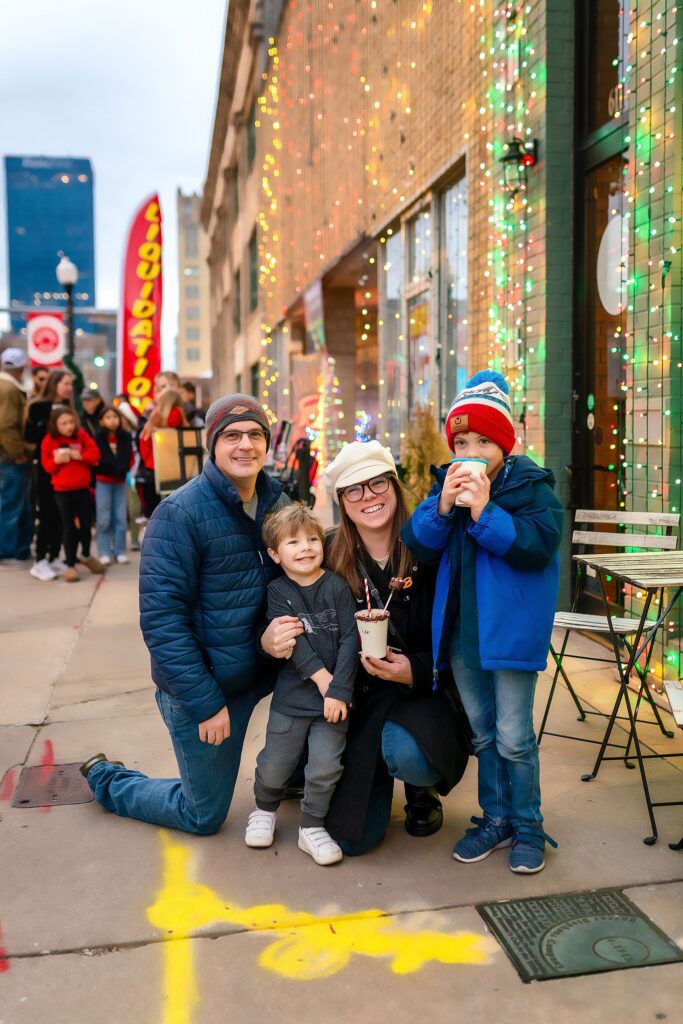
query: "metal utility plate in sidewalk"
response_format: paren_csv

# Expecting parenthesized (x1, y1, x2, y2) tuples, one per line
(478, 889, 683, 983)
(12, 763, 93, 808)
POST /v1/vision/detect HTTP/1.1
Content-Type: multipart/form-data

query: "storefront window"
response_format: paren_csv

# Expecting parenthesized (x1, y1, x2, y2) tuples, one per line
(408, 211, 432, 282)
(408, 292, 431, 412)
(574, 153, 628, 611)
(583, 0, 630, 136)
(378, 178, 468, 449)
(407, 208, 434, 415)
(440, 177, 468, 417)
(379, 231, 404, 452)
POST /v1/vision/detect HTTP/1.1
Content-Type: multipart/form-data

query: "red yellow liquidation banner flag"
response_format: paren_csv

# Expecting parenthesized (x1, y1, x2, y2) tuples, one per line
(118, 194, 162, 409)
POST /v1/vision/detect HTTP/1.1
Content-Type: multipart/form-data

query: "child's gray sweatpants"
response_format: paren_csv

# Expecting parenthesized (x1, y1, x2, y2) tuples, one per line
(254, 709, 348, 826)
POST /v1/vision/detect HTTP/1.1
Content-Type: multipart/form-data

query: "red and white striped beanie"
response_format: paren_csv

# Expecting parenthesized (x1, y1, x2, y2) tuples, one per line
(445, 370, 516, 455)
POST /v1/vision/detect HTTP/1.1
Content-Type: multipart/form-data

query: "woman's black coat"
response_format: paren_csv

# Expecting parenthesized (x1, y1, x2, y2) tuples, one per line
(325, 547, 471, 843)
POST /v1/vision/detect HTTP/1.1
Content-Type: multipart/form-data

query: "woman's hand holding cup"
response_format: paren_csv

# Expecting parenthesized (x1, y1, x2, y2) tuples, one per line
(361, 649, 414, 684)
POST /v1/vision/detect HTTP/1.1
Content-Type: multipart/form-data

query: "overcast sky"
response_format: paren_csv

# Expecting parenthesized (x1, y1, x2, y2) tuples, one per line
(0, 0, 226, 365)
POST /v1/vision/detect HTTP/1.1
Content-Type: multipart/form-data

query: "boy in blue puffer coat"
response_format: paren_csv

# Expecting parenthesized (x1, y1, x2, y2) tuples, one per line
(402, 371, 564, 874)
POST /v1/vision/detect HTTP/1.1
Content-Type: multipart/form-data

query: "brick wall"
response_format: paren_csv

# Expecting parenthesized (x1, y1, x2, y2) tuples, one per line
(621, 0, 683, 679)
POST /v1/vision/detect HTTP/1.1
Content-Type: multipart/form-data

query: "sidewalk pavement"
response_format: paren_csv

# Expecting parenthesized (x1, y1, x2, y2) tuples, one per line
(1, 556, 682, 1023)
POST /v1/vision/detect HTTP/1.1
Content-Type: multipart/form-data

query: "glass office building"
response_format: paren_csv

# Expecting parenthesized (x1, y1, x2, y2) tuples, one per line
(4, 155, 96, 333)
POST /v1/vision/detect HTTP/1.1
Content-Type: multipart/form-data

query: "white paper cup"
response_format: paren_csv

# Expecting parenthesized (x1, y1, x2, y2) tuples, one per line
(355, 609, 390, 658)
(451, 457, 489, 506)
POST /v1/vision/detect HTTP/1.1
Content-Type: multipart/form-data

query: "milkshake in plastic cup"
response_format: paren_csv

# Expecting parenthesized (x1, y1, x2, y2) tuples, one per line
(451, 457, 489, 506)
(355, 609, 390, 658)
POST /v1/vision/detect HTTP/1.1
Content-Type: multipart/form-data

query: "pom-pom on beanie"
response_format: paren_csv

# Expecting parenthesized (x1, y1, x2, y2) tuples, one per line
(445, 370, 516, 455)
(205, 393, 271, 458)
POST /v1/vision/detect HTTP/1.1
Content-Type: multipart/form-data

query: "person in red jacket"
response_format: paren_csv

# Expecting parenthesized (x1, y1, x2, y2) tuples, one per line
(137, 389, 188, 519)
(41, 406, 105, 582)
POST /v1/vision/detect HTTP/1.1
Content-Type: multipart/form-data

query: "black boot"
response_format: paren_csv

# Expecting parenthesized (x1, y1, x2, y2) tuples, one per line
(403, 784, 443, 837)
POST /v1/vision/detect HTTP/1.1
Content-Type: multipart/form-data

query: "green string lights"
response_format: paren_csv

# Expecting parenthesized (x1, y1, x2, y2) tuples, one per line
(482, 2, 537, 452)
(622, 0, 683, 682)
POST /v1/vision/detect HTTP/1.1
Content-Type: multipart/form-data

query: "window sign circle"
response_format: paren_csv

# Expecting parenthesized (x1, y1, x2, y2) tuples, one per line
(597, 213, 628, 316)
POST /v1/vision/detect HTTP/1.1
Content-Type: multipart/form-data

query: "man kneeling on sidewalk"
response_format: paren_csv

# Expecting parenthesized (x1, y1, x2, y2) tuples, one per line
(80, 394, 304, 833)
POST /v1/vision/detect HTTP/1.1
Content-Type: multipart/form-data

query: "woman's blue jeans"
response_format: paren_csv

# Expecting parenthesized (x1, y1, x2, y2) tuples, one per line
(86, 688, 258, 834)
(449, 633, 542, 830)
(96, 480, 127, 557)
(337, 721, 441, 856)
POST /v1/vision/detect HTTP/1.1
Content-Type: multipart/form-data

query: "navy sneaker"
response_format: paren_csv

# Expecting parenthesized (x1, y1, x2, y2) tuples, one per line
(509, 841, 545, 874)
(509, 828, 557, 874)
(452, 816, 514, 863)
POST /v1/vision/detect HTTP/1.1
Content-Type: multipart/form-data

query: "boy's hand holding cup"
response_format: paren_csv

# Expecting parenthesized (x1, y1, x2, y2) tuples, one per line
(457, 460, 491, 521)
(439, 458, 490, 519)
(438, 461, 466, 514)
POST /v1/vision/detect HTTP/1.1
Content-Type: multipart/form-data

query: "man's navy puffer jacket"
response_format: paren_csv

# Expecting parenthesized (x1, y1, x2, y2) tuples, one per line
(139, 458, 285, 723)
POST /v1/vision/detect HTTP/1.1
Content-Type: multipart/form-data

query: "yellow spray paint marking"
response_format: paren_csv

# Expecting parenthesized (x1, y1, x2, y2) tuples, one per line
(148, 832, 496, 1021)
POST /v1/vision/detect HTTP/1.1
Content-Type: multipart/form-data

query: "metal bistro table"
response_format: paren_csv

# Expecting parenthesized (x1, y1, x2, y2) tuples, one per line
(574, 551, 683, 845)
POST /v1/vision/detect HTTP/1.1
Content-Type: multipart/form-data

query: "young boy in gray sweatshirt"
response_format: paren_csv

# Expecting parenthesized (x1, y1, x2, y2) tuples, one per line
(245, 503, 359, 865)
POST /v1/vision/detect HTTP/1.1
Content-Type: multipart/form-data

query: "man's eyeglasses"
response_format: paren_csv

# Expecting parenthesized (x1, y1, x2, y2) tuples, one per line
(217, 428, 268, 446)
(340, 474, 392, 503)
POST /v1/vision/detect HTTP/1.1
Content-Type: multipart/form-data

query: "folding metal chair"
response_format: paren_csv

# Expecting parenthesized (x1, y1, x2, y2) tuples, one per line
(537, 510, 679, 750)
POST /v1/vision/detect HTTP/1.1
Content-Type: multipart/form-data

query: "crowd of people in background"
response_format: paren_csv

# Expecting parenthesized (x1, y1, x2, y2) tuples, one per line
(0, 347, 205, 581)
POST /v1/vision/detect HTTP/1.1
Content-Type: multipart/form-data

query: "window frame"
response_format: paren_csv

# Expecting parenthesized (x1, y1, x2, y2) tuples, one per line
(249, 230, 258, 313)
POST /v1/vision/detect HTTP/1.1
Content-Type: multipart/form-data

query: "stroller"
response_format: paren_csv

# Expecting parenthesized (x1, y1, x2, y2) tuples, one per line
(275, 436, 318, 508)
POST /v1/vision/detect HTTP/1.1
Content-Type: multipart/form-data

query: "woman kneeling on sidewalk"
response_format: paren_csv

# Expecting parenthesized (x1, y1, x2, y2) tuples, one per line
(320, 441, 471, 855)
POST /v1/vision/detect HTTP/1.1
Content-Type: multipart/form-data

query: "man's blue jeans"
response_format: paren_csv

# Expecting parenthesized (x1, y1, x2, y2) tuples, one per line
(0, 462, 32, 560)
(449, 634, 542, 831)
(337, 721, 441, 856)
(95, 480, 127, 557)
(87, 688, 258, 834)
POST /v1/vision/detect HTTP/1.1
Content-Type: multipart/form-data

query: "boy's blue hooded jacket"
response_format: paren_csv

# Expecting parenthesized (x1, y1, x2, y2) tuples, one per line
(402, 455, 564, 675)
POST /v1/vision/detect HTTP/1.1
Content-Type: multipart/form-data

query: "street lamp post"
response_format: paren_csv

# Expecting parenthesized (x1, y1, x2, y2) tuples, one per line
(55, 255, 79, 359)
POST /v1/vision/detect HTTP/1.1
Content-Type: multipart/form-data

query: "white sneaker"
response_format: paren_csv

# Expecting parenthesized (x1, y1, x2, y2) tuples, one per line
(245, 809, 277, 848)
(298, 826, 343, 865)
(50, 557, 68, 574)
(99, 555, 112, 566)
(116, 554, 130, 564)
(30, 559, 57, 582)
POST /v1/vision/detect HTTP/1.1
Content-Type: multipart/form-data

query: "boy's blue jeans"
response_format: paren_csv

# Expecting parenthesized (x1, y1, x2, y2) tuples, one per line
(86, 688, 258, 834)
(449, 634, 543, 832)
(336, 721, 441, 856)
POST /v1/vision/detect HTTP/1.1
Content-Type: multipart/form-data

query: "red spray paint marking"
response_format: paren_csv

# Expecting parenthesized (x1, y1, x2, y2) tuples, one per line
(38, 739, 55, 783)
(0, 925, 9, 972)
(0, 769, 15, 802)
(38, 739, 55, 813)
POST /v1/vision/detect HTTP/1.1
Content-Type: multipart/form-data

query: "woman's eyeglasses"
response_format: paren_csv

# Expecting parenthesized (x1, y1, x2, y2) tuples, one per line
(341, 474, 392, 503)
(217, 428, 268, 446)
